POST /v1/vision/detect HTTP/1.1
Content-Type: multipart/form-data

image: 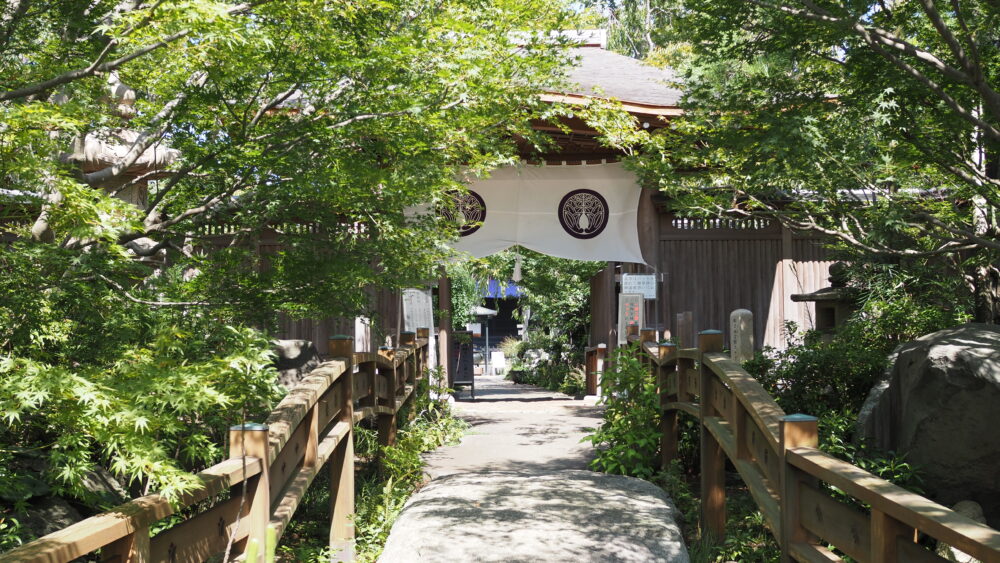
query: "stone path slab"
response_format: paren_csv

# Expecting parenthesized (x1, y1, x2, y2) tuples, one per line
(379, 375, 689, 562)
(421, 374, 603, 477)
(379, 470, 689, 563)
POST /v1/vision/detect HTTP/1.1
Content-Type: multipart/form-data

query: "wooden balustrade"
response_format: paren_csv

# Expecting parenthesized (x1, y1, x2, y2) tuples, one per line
(1, 330, 434, 563)
(640, 311, 1000, 563)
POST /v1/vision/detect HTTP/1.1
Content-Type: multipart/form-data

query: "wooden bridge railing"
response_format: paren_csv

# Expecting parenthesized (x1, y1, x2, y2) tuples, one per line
(1, 328, 433, 563)
(625, 316, 1000, 563)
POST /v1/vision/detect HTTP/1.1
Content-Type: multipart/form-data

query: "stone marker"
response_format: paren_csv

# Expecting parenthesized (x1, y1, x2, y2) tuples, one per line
(729, 309, 754, 364)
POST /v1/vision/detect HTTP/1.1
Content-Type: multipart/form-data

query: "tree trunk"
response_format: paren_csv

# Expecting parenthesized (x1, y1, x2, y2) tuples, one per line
(973, 263, 1000, 324)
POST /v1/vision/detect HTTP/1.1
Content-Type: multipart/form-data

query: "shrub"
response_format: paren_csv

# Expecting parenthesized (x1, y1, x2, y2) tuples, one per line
(558, 365, 586, 396)
(743, 324, 887, 416)
(585, 344, 660, 478)
(497, 337, 524, 361)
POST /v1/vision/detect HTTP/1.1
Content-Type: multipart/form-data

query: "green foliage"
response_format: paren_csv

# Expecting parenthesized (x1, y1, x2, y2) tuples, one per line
(497, 336, 525, 361)
(586, 0, 1000, 321)
(654, 461, 780, 563)
(743, 324, 887, 416)
(558, 365, 587, 396)
(838, 261, 974, 351)
(817, 411, 923, 498)
(476, 248, 605, 343)
(586, 344, 661, 478)
(0, 0, 578, 544)
(506, 331, 585, 392)
(446, 262, 482, 328)
(0, 317, 282, 508)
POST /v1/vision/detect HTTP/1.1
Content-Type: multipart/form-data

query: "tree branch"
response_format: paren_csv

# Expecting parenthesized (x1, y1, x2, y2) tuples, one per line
(98, 274, 216, 307)
(0, 2, 267, 102)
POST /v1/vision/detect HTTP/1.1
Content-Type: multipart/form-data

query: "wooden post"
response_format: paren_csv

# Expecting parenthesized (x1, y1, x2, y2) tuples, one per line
(584, 349, 595, 396)
(640, 328, 656, 367)
(329, 335, 354, 360)
(101, 526, 150, 563)
(699, 329, 726, 544)
(658, 343, 678, 467)
(330, 338, 355, 562)
(399, 331, 415, 346)
(640, 327, 656, 344)
(780, 414, 819, 563)
(437, 272, 452, 386)
(416, 327, 430, 380)
(729, 309, 754, 364)
(871, 509, 917, 563)
(377, 365, 397, 447)
(594, 344, 606, 397)
(228, 423, 270, 562)
(676, 311, 693, 348)
(304, 399, 319, 469)
(358, 360, 376, 415)
(626, 324, 639, 341)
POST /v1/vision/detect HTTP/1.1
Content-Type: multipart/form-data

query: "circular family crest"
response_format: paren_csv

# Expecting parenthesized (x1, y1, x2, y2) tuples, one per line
(558, 189, 608, 239)
(443, 190, 486, 237)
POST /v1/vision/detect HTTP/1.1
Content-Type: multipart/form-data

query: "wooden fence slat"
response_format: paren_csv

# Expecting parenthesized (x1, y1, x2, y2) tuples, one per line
(149, 495, 248, 563)
(788, 542, 842, 563)
(798, 485, 871, 562)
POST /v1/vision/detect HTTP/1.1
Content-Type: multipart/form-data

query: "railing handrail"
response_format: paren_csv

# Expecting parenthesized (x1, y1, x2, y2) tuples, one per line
(1, 333, 432, 563)
(636, 314, 1000, 563)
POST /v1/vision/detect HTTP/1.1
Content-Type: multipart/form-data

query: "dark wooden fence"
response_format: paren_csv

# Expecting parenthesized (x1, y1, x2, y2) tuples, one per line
(0, 329, 432, 563)
(625, 316, 1000, 562)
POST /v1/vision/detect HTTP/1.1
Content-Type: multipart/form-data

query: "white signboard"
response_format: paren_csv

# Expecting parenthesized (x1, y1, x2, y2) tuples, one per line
(622, 274, 657, 300)
(466, 323, 482, 337)
(617, 293, 645, 344)
(402, 288, 434, 333)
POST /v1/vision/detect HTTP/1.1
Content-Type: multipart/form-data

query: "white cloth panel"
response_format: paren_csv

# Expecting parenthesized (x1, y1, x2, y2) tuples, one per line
(452, 162, 646, 264)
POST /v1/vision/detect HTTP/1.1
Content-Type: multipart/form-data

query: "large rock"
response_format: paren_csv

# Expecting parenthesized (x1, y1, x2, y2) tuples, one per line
(272, 339, 320, 388)
(379, 470, 689, 563)
(16, 497, 83, 539)
(856, 324, 1000, 525)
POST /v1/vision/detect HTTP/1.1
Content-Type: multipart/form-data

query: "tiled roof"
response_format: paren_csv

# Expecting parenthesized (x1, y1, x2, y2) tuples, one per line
(558, 47, 682, 108)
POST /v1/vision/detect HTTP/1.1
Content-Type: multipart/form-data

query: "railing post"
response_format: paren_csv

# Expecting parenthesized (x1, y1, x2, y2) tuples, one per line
(377, 359, 397, 447)
(101, 526, 150, 563)
(658, 341, 679, 467)
(780, 414, 819, 563)
(699, 329, 726, 544)
(417, 327, 430, 378)
(228, 423, 271, 562)
(328, 336, 355, 562)
(729, 309, 754, 364)
(626, 323, 639, 343)
(871, 509, 917, 563)
(640, 328, 656, 366)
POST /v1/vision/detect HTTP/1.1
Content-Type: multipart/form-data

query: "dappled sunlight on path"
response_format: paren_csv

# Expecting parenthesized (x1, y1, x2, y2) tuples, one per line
(379, 374, 690, 562)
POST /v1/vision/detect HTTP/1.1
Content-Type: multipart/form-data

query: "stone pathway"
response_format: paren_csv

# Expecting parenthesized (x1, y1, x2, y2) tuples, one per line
(379, 375, 690, 562)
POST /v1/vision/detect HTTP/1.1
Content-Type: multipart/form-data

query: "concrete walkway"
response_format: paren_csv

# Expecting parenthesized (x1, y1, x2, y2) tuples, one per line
(379, 375, 690, 563)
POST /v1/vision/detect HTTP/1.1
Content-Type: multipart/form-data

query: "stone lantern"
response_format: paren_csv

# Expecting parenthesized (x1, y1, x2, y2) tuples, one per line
(790, 262, 857, 337)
